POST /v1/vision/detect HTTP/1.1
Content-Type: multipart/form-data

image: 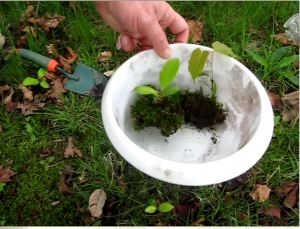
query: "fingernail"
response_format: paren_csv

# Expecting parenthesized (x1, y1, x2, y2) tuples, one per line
(161, 47, 172, 59)
(116, 35, 121, 50)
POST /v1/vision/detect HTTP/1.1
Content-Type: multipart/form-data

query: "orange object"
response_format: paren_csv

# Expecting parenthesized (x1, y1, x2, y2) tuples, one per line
(47, 59, 59, 72)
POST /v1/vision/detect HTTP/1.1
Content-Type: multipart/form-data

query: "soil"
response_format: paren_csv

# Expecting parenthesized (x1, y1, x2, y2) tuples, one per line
(131, 87, 226, 137)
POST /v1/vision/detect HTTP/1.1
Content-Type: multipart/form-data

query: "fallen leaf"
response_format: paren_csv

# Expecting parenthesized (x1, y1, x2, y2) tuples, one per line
(51, 201, 60, 206)
(0, 166, 16, 183)
(19, 85, 33, 101)
(35, 15, 65, 32)
(283, 184, 298, 208)
(18, 94, 46, 115)
(21, 26, 37, 38)
(267, 91, 283, 110)
(64, 136, 82, 158)
(276, 181, 298, 198)
(103, 70, 115, 77)
(97, 51, 112, 62)
(191, 217, 205, 226)
(88, 189, 107, 218)
(16, 35, 27, 47)
(0, 32, 5, 49)
(59, 165, 74, 193)
(258, 206, 281, 219)
(155, 218, 168, 226)
(46, 44, 58, 56)
(57, 47, 78, 72)
(250, 184, 271, 203)
(46, 77, 67, 102)
(0, 85, 10, 96)
(23, 5, 34, 18)
(2, 87, 19, 112)
(187, 20, 204, 43)
(274, 33, 298, 46)
(39, 149, 53, 158)
(281, 91, 299, 122)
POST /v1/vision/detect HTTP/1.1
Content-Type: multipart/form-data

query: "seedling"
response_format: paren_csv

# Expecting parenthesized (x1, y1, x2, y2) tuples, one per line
(134, 58, 180, 100)
(39, 156, 55, 171)
(246, 46, 299, 84)
(22, 68, 49, 89)
(144, 198, 174, 214)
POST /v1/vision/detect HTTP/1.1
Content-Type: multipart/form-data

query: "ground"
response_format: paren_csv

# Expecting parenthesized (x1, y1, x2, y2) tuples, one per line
(0, 1, 299, 226)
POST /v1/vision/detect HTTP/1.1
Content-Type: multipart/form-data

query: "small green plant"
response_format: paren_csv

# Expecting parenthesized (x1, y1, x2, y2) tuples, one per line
(25, 117, 37, 142)
(134, 58, 180, 100)
(246, 46, 299, 83)
(22, 68, 49, 89)
(144, 199, 174, 214)
(39, 156, 55, 171)
(0, 183, 6, 193)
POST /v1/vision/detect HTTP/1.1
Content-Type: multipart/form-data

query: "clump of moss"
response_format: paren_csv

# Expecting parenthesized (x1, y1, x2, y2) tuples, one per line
(182, 90, 226, 129)
(131, 89, 226, 137)
(131, 92, 184, 137)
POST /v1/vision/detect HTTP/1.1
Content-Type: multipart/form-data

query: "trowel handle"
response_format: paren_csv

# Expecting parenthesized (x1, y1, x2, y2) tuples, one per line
(17, 48, 59, 72)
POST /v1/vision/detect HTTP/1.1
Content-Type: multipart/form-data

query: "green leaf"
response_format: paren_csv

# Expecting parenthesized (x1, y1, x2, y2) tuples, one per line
(158, 202, 174, 213)
(148, 198, 157, 207)
(212, 41, 237, 58)
(37, 68, 48, 79)
(162, 85, 180, 97)
(160, 58, 180, 90)
(270, 47, 291, 64)
(245, 49, 267, 67)
(287, 75, 299, 87)
(188, 48, 209, 80)
(40, 80, 49, 88)
(23, 77, 40, 86)
(25, 123, 33, 134)
(47, 156, 55, 163)
(0, 183, 6, 192)
(145, 205, 157, 214)
(134, 86, 159, 96)
(276, 55, 299, 69)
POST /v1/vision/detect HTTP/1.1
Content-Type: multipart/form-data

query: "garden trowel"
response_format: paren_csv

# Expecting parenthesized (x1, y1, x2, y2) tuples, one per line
(17, 48, 108, 96)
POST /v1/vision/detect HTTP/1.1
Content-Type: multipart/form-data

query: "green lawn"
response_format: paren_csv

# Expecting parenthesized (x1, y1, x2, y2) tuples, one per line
(0, 1, 299, 226)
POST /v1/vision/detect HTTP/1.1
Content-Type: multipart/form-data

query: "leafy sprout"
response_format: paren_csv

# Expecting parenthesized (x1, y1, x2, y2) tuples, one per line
(134, 58, 180, 98)
(188, 48, 209, 80)
(22, 68, 49, 89)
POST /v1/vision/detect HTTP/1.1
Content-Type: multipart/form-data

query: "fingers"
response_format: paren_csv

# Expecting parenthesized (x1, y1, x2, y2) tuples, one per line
(140, 18, 172, 59)
(119, 34, 138, 52)
(168, 11, 189, 43)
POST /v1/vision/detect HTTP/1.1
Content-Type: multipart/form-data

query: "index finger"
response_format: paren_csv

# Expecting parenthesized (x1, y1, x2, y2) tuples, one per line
(167, 11, 189, 43)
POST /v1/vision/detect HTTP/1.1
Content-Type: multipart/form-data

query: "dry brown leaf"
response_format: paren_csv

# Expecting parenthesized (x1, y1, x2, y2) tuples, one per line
(155, 219, 168, 226)
(187, 19, 204, 43)
(57, 47, 77, 72)
(51, 201, 60, 206)
(24, 5, 34, 18)
(19, 85, 33, 101)
(250, 184, 271, 203)
(103, 70, 115, 78)
(281, 91, 299, 122)
(0, 32, 5, 49)
(64, 136, 82, 158)
(97, 51, 112, 62)
(0, 85, 10, 96)
(18, 94, 46, 116)
(283, 184, 298, 208)
(276, 181, 298, 199)
(267, 91, 283, 110)
(22, 26, 37, 38)
(0, 166, 16, 183)
(88, 189, 107, 218)
(16, 35, 27, 47)
(46, 77, 67, 102)
(274, 33, 298, 46)
(2, 87, 19, 112)
(46, 44, 58, 56)
(59, 165, 74, 193)
(36, 15, 65, 32)
(39, 149, 53, 158)
(258, 206, 281, 219)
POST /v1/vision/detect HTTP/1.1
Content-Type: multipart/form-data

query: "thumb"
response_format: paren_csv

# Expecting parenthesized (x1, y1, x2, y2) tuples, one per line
(140, 20, 171, 59)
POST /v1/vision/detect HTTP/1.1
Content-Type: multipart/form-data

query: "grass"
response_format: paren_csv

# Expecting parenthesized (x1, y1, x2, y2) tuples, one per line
(0, 1, 299, 226)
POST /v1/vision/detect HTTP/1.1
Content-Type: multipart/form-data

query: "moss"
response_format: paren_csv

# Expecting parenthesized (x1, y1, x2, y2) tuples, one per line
(131, 88, 226, 137)
(131, 92, 184, 137)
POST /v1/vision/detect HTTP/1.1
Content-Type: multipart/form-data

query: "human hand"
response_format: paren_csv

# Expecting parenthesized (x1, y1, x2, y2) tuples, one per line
(96, 1, 189, 59)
